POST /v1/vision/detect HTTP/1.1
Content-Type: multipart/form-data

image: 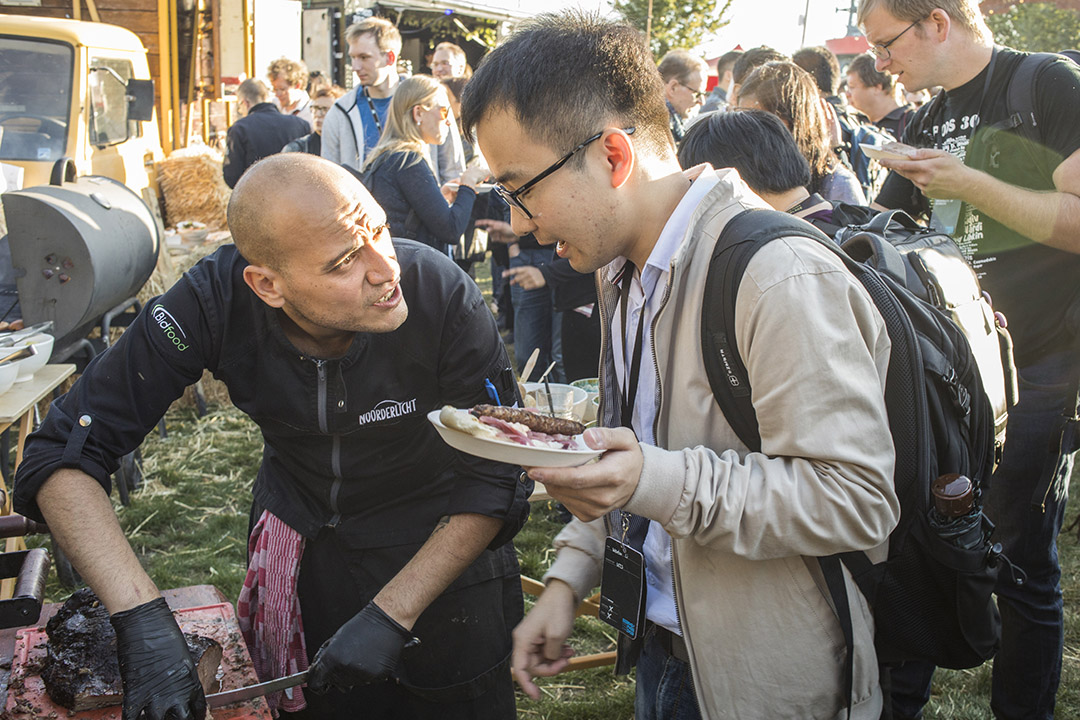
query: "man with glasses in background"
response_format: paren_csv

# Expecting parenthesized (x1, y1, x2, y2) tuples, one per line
(322, 17, 465, 183)
(464, 13, 899, 719)
(283, 86, 344, 156)
(431, 41, 471, 80)
(861, 1, 1080, 718)
(657, 50, 709, 143)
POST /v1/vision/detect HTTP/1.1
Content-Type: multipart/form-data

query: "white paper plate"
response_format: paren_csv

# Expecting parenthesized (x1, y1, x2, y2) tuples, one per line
(860, 143, 913, 162)
(427, 410, 601, 468)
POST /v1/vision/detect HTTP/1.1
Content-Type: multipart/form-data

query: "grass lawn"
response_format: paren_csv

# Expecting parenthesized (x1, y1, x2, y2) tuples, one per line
(26, 403, 1080, 719)
(19, 257, 1079, 718)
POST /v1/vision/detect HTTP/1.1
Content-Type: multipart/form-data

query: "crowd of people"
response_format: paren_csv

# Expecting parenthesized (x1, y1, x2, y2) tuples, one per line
(12, 0, 1080, 719)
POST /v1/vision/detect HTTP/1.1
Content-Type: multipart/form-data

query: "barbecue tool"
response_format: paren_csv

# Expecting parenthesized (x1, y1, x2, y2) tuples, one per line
(536, 361, 557, 384)
(206, 670, 309, 709)
(0, 321, 56, 347)
(0, 345, 37, 367)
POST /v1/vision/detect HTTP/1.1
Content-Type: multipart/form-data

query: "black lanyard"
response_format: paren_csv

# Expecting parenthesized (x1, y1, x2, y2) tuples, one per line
(360, 87, 383, 134)
(925, 46, 999, 150)
(618, 261, 647, 429)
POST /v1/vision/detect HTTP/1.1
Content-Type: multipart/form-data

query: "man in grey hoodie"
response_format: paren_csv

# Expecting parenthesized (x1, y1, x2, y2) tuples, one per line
(321, 16, 465, 182)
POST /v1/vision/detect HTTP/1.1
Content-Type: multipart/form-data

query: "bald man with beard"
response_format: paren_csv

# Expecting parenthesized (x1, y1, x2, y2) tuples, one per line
(13, 154, 527, 720)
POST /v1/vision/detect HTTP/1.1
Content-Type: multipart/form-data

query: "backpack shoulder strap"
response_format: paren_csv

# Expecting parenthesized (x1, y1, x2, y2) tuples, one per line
(701, 208, 833, 452)
(994, 51, 1073, 189)
(896, 107, 914, 141)
(1003, 52, 1059, 146)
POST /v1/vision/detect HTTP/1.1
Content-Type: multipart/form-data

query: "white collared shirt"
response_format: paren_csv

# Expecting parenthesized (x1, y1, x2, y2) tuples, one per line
(609, 166, 719, 635)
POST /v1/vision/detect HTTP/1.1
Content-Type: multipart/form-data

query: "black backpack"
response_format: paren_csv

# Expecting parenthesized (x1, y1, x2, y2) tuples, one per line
(700, 209, 1021, 710)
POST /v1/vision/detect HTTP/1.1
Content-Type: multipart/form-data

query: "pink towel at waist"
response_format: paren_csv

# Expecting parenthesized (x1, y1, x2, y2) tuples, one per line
(237, 510, 308, 714)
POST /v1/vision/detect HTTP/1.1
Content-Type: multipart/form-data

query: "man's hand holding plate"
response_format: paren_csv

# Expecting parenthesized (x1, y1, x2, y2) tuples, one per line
(524, 427, 643, 522)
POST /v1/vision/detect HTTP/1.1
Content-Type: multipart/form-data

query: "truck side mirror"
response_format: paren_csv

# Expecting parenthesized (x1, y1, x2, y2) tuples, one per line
(126, 80, 155, 122)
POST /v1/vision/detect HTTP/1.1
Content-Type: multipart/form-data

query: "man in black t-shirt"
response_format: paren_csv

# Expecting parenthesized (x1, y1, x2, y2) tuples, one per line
(860, 1, 1080, 719)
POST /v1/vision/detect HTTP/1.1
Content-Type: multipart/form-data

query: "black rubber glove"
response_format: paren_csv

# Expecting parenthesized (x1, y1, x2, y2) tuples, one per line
(111, 597, 206, 720)
(308, 600, 420, 694)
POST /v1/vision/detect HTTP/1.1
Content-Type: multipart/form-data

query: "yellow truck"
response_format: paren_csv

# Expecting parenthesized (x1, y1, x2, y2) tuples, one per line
(0, 14, 162, 197)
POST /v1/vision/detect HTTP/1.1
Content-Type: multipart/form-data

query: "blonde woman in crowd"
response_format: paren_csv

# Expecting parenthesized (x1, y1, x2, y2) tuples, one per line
(362, 75, 488, 252)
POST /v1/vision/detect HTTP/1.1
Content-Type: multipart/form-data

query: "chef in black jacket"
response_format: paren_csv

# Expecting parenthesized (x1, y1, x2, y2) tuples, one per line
(13, 154, 529, 720)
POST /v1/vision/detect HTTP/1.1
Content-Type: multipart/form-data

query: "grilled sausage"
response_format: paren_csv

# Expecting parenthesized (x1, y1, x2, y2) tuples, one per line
(472, 404, 585, 436)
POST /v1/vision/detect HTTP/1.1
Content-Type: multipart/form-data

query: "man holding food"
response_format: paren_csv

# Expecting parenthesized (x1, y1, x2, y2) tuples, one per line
(13, 153, 528, 720)
(861, 0, 1080, 717)
(462, 13, 899, 719)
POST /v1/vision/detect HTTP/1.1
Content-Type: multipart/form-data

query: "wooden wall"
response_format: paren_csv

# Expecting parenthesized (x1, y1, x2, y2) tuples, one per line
(0, 0, 162, 93)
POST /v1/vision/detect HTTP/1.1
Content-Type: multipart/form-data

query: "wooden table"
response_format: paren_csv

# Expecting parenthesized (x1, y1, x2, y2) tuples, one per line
(0, 364, 76, 597)
(0, 585, 272, 718)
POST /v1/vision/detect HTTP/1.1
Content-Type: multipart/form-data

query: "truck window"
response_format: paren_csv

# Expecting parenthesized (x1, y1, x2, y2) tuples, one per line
(89, 56, 140, 147)
(0, 36, 73, 162)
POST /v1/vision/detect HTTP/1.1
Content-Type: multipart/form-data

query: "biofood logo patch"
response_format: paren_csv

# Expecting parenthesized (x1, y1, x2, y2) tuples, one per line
(152, 304, 190, 351)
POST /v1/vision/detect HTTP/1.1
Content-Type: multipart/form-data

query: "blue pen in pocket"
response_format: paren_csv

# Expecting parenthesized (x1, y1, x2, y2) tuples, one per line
(484, 378, 501, 405)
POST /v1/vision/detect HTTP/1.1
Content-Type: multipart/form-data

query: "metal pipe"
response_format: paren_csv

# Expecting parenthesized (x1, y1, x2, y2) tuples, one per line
(170, 0, 182, 151)
(157, 0, 174, 153)
(801, 0, 811, 48)
(645, 0, 653, 49)
(202, 97, 211, 144)
(0, 515, 49, 539)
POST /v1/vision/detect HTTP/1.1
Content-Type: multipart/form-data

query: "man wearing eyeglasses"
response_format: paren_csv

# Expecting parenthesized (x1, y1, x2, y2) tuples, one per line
(14, 154, 527, 720)
(283, 88, 343, 156)
(860, 1, 1080, 719)
(657, 50, 709, 143)
(322, 17, 466, 184)
(464, 13, 899, 720)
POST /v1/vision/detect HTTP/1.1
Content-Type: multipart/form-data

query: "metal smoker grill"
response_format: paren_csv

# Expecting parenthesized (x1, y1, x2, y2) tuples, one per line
(1, 163, 160, 361)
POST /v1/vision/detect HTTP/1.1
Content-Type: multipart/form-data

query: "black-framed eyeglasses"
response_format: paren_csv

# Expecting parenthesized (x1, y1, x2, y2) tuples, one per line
(870, 15, 928, 60)
(494, 127, 636, 219)
(679, 81, 707, 102)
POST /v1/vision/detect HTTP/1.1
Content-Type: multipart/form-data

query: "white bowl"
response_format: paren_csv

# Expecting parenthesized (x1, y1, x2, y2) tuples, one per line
(570, 378, 600, 423)
(523, 382, 589, 422)
(9, 334, 54, 382)
(0, 362, 17, 396)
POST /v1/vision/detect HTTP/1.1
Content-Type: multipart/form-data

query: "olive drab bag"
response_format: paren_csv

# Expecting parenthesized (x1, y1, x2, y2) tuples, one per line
(699, 208, 1022, 713)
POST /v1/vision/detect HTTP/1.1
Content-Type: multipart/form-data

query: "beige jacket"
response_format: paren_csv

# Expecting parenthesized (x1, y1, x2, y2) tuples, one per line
(544, 168, 899, 719)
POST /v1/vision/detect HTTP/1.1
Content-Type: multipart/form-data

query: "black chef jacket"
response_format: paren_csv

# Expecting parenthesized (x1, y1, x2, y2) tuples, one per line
(13, 240, 530, 553)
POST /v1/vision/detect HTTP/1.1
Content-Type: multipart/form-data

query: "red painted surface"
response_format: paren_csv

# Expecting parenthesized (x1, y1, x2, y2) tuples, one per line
(4, 603, 272, 720)
(826, 35, 872, 56)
